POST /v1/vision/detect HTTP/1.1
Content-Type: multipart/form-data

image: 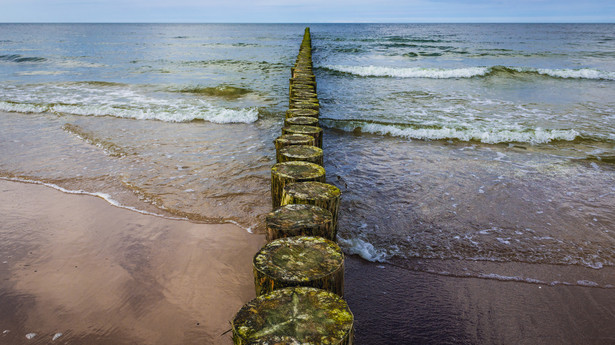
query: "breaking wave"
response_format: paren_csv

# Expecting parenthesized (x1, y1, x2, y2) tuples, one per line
(0, 54, 47, 63)
(322, 119, 580, 144)
(0, 82, 259, 124)
(322, 65, 615, 80)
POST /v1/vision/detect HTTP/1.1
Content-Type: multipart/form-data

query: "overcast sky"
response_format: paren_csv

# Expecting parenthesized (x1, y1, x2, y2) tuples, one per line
(1, 0, 613, 23)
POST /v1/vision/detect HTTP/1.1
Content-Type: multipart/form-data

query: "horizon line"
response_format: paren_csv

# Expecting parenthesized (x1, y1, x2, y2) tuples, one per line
(1, 21, 613, 24)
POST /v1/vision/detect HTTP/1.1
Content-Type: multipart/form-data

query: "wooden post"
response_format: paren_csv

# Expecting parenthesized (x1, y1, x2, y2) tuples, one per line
(284, 116, 319, 127)
(283, 125, 323, 148)
(265, 204, 333, 241)
(271, 161, 325, 208)
(286, 108, 319, 119)
(281, 181, 341, 238)
(278, 145, 323, 166)
(274, 134, 315, 163)
(253, 236, 344, 296)
(232, 286, 353, 345)
(290, 100, 319, 111)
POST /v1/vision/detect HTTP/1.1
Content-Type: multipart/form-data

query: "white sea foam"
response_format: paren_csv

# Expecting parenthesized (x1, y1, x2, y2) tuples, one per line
(344, 122, 579, 144)
(0, 101, 48, 114)
(324, 65, 489, 78)
(324, 64, 615, 80)
(1, 177, 187, 221)
(0, 84, 259, 124)
(534, 67, 615, 80)
(1, 177, 255, 233)
(337, 236, 391, 262)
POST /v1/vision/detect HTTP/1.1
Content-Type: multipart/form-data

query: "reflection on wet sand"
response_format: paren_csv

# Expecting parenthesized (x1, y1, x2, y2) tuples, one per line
(0, 180, 265, 344)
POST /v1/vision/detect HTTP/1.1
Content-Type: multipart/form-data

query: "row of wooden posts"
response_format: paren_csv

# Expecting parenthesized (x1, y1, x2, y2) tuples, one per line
(231, 28, 355, 345)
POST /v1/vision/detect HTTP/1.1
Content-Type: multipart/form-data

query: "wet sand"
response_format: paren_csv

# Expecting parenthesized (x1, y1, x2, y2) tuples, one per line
(2, 179, 615, 344)
(0, 179, 265, 344)
(345, 257, 615, 344)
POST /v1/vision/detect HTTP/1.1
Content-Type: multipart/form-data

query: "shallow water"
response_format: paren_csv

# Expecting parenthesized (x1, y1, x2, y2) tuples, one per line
(1, 23, 615, 288)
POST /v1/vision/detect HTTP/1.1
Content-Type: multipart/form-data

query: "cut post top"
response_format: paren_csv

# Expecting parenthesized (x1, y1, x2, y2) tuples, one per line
(254, 236, 343, 283)
(283, 181, 341, 202)
(272, 161, 325, 180)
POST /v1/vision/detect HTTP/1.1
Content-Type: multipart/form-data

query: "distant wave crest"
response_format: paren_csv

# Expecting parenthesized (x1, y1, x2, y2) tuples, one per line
(322, 65, 615, 81)
(0, 54, 47, 63)
(0, 100, 258, 124)
(0, 82, 259, 124)
(324, 120, 580, 144)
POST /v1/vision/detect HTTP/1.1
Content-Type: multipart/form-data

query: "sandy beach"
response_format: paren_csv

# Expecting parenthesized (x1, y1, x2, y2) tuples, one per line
(0, 179, 265, 344)
(3, 179, 615, 344)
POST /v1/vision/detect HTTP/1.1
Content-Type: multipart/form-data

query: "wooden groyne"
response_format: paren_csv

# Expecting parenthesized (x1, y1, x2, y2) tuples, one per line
(231, 28, 354, 345)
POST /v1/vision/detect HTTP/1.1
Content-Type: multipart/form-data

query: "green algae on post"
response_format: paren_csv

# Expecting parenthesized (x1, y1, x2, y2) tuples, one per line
(279, 145, 324, 166)
(271, 161, 325, 208)
(281, 182, 342, 238)
(287, 108, 319, 119)
(253, 237, 344, 297)
(265, 204, 333, 242)
(285, 116, 319, 127)
(274, 134, 316, 163)
(283, 125, 323, 148)
(232, 286, 353, 345)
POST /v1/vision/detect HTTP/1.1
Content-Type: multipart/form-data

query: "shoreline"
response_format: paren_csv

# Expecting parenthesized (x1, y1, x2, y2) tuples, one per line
(3, 179, 615, 344)
(0, 179, 265, 344)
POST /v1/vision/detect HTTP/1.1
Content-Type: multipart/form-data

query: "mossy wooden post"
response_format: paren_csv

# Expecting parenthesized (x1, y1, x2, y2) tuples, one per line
(290, 101, 319, 111)
(232, 286, 353, 345)
(283, 125, 323, 149)
(274, 134, 315, 163)
(286, 108, 319, 119)
(271, 161, 325, 208)
(279, 145, 323, 166)
(265, 204, 333, 241)
(284, 116, 319, 127)
(253, 236, 344, 297)
(281, 181, 341, 238)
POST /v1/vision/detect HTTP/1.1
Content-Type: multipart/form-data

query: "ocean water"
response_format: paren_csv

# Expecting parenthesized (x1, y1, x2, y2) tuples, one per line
(1, 23, 615, 289)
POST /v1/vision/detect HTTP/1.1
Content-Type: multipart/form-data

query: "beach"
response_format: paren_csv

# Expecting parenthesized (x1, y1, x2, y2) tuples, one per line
(1, 23, 615, 344)
(0, 179, 265, 344)
(3, 179, 615, 344)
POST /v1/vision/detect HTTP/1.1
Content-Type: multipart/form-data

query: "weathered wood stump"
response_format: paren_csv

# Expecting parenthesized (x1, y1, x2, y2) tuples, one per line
(278, 145, 323, 165)
(253, 236, 344, 297)
(290, 77, 316, 86)
(265, 204, 333, 241)
(283, 125, 323, 148)
(271, 161, 325, 208)
(284, 116, 319, 127)
(274, 134, 315, 163)
(232, 286, 353, 345)
(291, 92, 319, 101)
(281, 181, 341, 238)
(286, 108, 319, 119)
(290, 101, 319, 111)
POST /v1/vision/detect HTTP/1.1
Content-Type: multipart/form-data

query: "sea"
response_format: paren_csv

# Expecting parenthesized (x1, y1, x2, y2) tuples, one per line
(1, 23, 615, 292)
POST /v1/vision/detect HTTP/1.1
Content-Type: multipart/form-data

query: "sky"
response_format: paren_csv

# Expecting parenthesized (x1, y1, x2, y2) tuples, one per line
(0, 0, 613, 23)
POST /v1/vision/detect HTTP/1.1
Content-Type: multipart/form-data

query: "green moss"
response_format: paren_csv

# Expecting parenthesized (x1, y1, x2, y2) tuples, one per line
(284, 116, 319, 127)
(286, 109, 319, 118)
(284, 182, 341, 201)
(275, 134, 315, 148)
(266, 204, 331, 231)
(280, 145, 322, 159)
(272, 161, 325, 180)
(254, 236, 343, 282)
(283, 125, 322, 136)
(233, 287, 353, 344)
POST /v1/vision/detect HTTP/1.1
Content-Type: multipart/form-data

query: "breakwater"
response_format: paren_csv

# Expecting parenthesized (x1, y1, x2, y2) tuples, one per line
(231, 28, 354, 345)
